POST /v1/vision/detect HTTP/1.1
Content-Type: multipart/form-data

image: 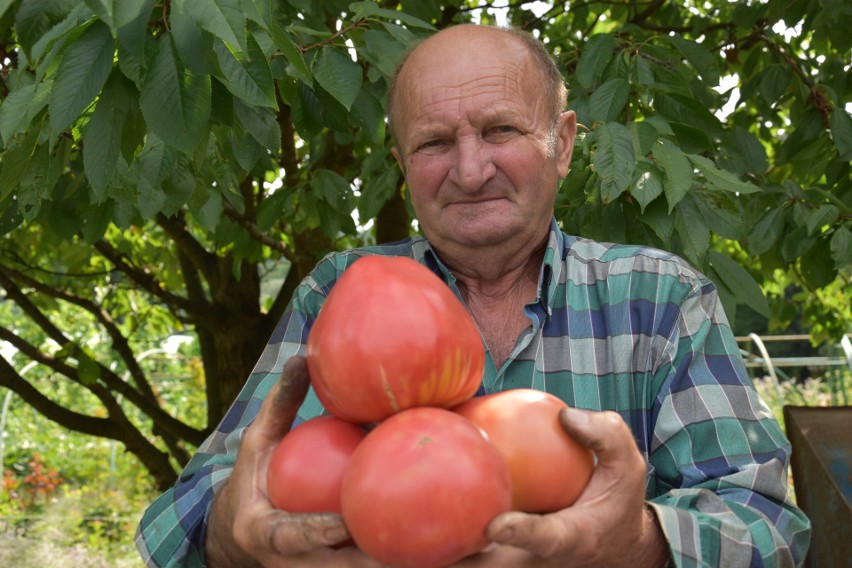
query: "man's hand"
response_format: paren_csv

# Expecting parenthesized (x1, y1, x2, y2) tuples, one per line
(452, 407, 670, 568)
(205, 356, 381, 567)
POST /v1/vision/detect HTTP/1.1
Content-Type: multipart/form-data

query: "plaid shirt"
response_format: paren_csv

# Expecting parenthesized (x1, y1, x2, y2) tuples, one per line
(136, 219, 810, 567)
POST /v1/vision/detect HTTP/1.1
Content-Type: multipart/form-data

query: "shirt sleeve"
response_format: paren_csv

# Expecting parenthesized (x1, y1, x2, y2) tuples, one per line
(133, 262, 333, 567)
(646, 279, 811, 567)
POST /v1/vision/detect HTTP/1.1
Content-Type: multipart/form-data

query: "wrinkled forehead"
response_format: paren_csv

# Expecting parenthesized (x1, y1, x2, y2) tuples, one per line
(409, 61, 530, 115)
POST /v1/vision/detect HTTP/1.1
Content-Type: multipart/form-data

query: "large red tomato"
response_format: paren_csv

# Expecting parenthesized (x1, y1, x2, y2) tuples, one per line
(266, 415, 367, 513)
(340, 407, 511, 568)
(453, 389, 595, 513)
(306, 255, 485, 424)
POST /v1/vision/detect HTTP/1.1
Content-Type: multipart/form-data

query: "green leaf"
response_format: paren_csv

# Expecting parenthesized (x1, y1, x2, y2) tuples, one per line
(627, 120, 658, 157)
(84, 0, 145, 33)
(0, 0, 13, 20)
(655, 93, 724, 139)
(687, 154, 761, 194)
(14, 0, 78, 60)
(313, 47, 362, 111)
(651, 138, 692, 211)
(800, 239, 837, 289)
(640, 197, 675, 243)
(351, 87, 386, 145)
(591, 122, 635, 202)
(708, 250, 769, 317)
(256, 189, 291, 231)
(349, 1, 435, 29)
(179, 0, 246, 52)
(748, 207, 785, 256)
(805, 204, 840, 236)
(781, 225, 815, 262)
(359, 167, 400, 221)
(630, 158, 664, 212)
(139, 33, 212, 154)
(829, 107, 852, 159)
(213, 35, 277, 108)
(830, 225, 852, 269)
(692, 191, 743, 240)
(587, 78, 629, 125)
(261, 17, 312, 85)
(674, 197, 710, 267)
(49, 21, 114, 134)
(84, 71, 137, 199)
(669, 36, 721, 86)
(575, 34, 618, 89)
(171, 3, 216, 75)
(720, 126, 768, 177)
(361, 28, 408, 78)
(758, 64, 792, 106)
(116, 0, 156, 83)
(76, 346, 101, 385)
(234, 100, 280, 152)
(311, 168, 353, 213)
(0, 115, 43, 202)
(0, 83, 39, 144)
(189, 184, 223, 232)
(133, 135, 171, 218)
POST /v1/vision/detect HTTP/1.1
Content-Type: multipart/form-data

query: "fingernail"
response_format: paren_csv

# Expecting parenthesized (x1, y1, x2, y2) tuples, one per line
(562, 406, 588, 425)
(490, 524, 514, 542)
(323, 524, 349, 544)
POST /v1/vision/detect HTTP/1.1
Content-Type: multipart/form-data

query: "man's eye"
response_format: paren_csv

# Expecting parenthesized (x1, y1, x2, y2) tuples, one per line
(416, 139, 449, 153)
(486, 125, 519, 139)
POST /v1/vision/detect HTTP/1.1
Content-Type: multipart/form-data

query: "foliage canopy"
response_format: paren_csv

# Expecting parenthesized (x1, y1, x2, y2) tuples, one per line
(0, 0, 850, 487)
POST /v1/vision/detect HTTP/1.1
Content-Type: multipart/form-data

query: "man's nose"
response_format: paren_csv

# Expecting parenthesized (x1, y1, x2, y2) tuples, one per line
(449, 136, 497, 192)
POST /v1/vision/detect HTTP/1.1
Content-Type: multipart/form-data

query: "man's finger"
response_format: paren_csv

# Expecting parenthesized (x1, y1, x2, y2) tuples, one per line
(251, 356, 311, 446)
(266, 511, 350, 554)
(485, 510, 576, 559)
(558, 407, 640, 467)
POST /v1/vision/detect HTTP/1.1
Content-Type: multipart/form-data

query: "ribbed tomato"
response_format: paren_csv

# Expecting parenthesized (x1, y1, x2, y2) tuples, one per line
(340, 407, 512, 568)
(306, 255, 485, 424)
(266, 415, 366, 513)
(453, 389, 595, 513)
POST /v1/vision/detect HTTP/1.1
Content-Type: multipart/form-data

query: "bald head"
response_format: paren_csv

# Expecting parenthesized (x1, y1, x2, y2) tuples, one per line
(386, 25, 567, 146)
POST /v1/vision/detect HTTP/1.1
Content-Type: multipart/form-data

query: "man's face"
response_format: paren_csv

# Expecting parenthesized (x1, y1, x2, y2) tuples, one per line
(392, 28, 576, 254)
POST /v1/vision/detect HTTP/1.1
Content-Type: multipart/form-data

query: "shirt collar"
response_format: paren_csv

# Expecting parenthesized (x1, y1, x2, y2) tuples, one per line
(411, 218, 563, 315)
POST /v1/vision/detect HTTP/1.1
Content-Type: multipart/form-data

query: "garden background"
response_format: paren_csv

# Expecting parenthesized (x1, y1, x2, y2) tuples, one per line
(1, 0, 850, 565)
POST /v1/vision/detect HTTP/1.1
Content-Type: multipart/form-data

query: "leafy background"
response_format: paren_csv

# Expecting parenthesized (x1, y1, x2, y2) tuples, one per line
(0, 0, 849, 563)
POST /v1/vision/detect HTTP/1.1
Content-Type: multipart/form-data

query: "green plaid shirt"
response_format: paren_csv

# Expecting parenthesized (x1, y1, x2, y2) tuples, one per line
(136, 219, 810, 567)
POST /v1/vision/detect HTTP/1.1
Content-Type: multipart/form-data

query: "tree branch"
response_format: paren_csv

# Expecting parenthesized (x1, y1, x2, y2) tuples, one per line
(223, 200, 293, 258)
(92, 238, 196, 313)
(155, 211, 222, 292)
(0, 356, 116, 439)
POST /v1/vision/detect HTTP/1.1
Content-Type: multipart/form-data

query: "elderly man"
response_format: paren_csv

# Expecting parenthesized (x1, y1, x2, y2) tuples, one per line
(136, 24, 810, 567)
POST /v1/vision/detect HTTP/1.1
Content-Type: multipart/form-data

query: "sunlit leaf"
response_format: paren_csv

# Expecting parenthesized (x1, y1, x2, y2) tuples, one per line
(139, 33, 212, 154)
(651, 138, 692, 211)
(592, 122, 635, 202)
(576, 34, 618, 89)
(688, 154, 760, 194)
(669, 36, 721, 86)
(313, 47, 362, 111)
(48, 20, 114, 134)
(587, 78, 629, 125)
(349, 1, 435, 29)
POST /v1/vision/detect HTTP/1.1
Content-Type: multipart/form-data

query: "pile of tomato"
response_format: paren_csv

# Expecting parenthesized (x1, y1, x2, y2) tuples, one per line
(266, 256, 594, 568)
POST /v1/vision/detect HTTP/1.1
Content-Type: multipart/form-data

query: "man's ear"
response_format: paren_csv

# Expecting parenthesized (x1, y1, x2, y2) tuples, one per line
(391, 147, 406, 177)
(555, 111, 577, 178)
